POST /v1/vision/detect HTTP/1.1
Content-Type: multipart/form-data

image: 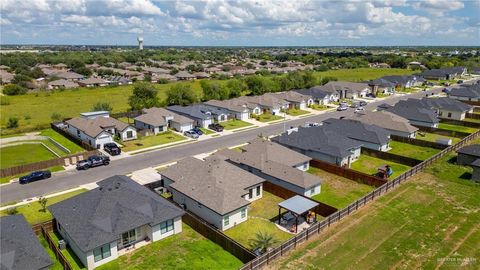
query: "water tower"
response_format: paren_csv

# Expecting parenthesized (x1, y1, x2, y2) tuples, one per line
(137, 36, 144, 50)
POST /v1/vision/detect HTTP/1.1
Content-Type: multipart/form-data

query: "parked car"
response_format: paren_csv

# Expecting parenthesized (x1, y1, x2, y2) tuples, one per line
(366, 93, 376, 98)
(350, 102, 359, 108)
(340, 101, 348, 107)
(184, 130, 200, 139)
(19, 171, 51, 184)
(442, 88, 450, 93)
(208, 123, 224, 132)
(354, 107, 365, 113)
(303, 122, 321, 128)
(457, 80, 463, 84)
(191, 127, 203, 135)
(337, 106, 347, 111)
(359, 101, 367, 106)
(103, 142, 121, 156)
(76, 155, 110, 170)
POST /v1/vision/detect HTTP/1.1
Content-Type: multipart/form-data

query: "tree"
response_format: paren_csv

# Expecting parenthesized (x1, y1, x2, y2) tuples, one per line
(38, 196, 48, 212)
(128, 82, 159, 111)
(12, 74, 32, 88)
(226, 79, 247, 98)
(248, 232, 279, 254)
(166, 84, 198, 106)
(201, 81, 230, 101)
(92, 102, 113, 112)
(7, 117, 18, 128)
(2, 84, 27, 95)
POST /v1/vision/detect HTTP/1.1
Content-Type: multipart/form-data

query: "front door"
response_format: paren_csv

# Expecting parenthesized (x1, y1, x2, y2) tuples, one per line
(121, 229, 136, 247)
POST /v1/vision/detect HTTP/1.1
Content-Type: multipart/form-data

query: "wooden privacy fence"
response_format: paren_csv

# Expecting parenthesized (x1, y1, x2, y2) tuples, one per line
(361, 148, 422, 167)
(390, 135, 448, 150)
(262, 181, 337, 217)
(50, 123, 96, 151)
(0, 150, 100, 178)
(32, 220, 73, 270)
(439, 119, 480, 128)
(466, 112, 480, 119)
(310, 159, 387, 187)
(182, 212, 256, 263)
(414, 125, 471, 138)
(239, 130, 480, 270)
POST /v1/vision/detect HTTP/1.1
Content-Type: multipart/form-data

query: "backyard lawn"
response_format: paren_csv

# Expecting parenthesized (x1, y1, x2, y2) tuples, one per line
(0, 144, 57, 169)
(254, 113, 283, 123)
(309, 167, 374, 209)
(121, 131, 187, 152)
(285, 108, 310, 116)
(270, 152, 480, 270)
(249, 191, 285, 220)
(220, 119, 253, 130)
(389, 141, 440, 160)
(463, 117, 480, 124)
(438, 123, 478, 134)
(40, 128, 85, 153)
(49, 231, 86, 270)
(97, 224, 243, 270)
(39, 235, 63, 270)
(0, 189, 87, 224)
(416, 132, 460, 144)
(350, 155, 411, 179)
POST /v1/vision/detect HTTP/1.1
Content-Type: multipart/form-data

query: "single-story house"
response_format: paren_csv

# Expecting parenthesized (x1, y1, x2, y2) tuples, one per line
(319, 81, 371, 99)
(419, 97, 473, 120)
(134, 107, 194, 134)
(468, 159, 480, 183)
(1, 215, 53, 270)
(346, 111, 418, 138)
(52, 71, 84, 81)
(449, 84, 480, 102)
(272, 126, 363, 168)
(270, 91, 314, 110)
(380, 101, 440, 128)
(48, 79, 80, 89)
(420, 66, 467, 81)
(217, 139, 322, 197)
(380, 75, 425, 89)
(66, 111, 137, 149)
(366, 78, 396, 95)
(167, 105, 214, 128)
(239, 95, 289, 115)
(322, 118, 391, 151)
(456, 144, 480, 165)
(77, 77, 109, 87)
(174, 71, 196, 81)
(203, 100, 250, 121)
(294, 86, 339, 105)
(160, 156, 265, 231)
(49, 175, 184, 270)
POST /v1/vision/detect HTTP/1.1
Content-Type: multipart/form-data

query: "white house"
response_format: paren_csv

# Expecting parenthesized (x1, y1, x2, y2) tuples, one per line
(160, 156, 265, 231)
(203, 100, 250, 121)
(48, 176, 184, 270)
(167, 105, 214, 128)
(65, 111, 136, 149)
(134, 107, 194, 134)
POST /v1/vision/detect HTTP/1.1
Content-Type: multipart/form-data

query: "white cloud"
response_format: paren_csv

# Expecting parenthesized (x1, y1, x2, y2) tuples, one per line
(61, 15, 94, 25)
(411, 0, 464, 15)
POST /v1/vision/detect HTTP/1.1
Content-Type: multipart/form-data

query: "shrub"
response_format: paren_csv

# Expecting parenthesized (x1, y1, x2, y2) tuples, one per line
(6, 207, 18, 215)
(2, 84, 27, 95)
(51, 112, 62, 122)
(7, 117, 19, 128)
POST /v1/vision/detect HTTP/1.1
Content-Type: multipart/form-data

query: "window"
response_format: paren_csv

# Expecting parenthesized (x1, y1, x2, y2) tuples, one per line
(241, 208, 246, 218)
(249, 188, 253, 199)
(310, 188, 315, 195)
(121, 229, 137, 246)
(448, 112, 452, 118)
(160, 219, 174, 234)
(256, 186, 261, 196)
(126, 130, 133, 138)
(93, 243, 111, 262)
(223, 216, 229, 226)
(77, 130, 80, 135)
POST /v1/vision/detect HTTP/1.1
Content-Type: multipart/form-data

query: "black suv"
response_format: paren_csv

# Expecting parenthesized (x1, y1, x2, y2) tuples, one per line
(76, 155, 110, 170)
(19, 171, 51, 184)
(208, 123, 224, 132)
(104, 142, 121, 156)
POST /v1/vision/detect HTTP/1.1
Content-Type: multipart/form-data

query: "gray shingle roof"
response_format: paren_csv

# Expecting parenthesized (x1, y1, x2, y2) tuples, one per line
(167, 105, 213, 121)
(66, 116, 131, 138)
(160, 157, 265, 215)
(322, 118, 391, 145)
(457, 144, 480, 158)
(272, 126, 363, 158)
(320, 81, 370, 94)
(1, 215, 53, 270)
(294, 87, 331, 99)
(419, 97, 472, 113)
(450, 84, 480, 98)
(240, 139, 311, 167)
(48, 176, 183, 252)
(346, 111, 418, 134)
(383, 100, 439, 124)
(136, 107, 194, 126)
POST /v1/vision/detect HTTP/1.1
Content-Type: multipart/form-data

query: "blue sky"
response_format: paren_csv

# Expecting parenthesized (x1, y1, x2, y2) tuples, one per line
(1, 0, 479, 46)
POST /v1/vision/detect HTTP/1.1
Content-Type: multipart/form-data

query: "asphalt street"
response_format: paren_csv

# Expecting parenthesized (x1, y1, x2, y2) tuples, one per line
(0, 87, 443, 204)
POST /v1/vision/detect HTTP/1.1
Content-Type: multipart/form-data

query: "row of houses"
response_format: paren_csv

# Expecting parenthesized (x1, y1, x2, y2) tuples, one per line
(449, 83, 480, 102)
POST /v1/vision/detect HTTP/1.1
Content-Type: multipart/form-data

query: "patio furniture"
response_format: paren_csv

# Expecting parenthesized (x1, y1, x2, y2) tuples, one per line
(278, 195, 319, 233)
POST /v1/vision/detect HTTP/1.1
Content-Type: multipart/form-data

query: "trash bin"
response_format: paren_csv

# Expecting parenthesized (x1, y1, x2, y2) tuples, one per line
(58, 239, 66, 250)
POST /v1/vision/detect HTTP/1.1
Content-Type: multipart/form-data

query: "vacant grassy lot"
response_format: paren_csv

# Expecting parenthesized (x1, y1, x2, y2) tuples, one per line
(97, 224, 243, 270)
(0, 143, 57, 169)
(0, 189, 87, 224)
(49, 231, 86, 270)
(121, 131, 187, 152)
(350, 155, 411, 179)
(220, 119, 253, 130)
(285, 108, 310, 116)
(1, 68, 413, 135)
(40, 128, 85, 153)
(389, 141, 440, 160)
(255, 113, 284, 122)
(417, 132, 461, 144)
(309, 167, 374, 209)
(269, 152, 480, 270)
(39, 235, 63, 270)
(438, 123, 478, 134)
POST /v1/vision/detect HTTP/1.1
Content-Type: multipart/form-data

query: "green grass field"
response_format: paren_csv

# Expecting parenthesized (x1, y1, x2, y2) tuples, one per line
(0, 189, 87, 224)
(350, 155, 411, 179)
(0, 144, 58, 169)
(438, 123, 478, 134)
(417, 132, 461, 144)
(121, 131, 187, 152)
(97, 224, 243, 270)
(0, 68, 413, 135)
(220, 119, 253, 130)
(389, 141, 440, 160)
(271, 152, 480, 270)
(309, 167, 374, 209)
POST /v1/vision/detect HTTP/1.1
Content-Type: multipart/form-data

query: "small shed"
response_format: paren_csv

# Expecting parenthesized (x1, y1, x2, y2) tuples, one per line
(456, 144, 480, 165)
(278, 195, 319, 233)
(469, 159, 480, 183)
(436, 138, 452, 146)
